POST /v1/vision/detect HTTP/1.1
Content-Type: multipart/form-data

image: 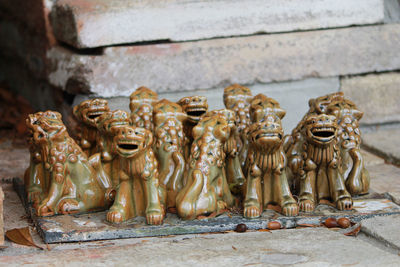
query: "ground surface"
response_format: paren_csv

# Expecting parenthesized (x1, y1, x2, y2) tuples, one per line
(0, 132, 399, 266)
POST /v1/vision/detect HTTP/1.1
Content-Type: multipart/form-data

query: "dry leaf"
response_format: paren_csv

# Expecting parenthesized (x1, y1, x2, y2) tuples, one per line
(5, 227, 44, 249)
(232, 245, 237, 250)
(343, 223, 361, 237)
(297, 223, 318, 228)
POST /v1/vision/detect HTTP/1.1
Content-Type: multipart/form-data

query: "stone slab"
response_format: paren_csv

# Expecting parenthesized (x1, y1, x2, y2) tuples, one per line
(13, 178, 400, 244)
(341, 72, 400, 125)
(367, 163, 400, 194)
(48, 24, 400, 97)
(362, 128, 400, 166)
(362, 150, 385, 167)
(2, 228, 400, 266)
(361, 214, 400, 250)
(74, 77, 339, 133)
(0, 186, 4, 246)
(50, 0, 386, 49)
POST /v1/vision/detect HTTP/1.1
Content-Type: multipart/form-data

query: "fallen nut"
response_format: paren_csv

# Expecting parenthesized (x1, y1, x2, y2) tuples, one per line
(267, 221, 281, 230)
(323, 217, 339, 228)
(337, 217, 351, 229)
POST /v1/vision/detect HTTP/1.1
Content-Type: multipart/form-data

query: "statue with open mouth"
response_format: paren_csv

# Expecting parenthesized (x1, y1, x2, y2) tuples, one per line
(106, 125, 164, 225)
(73, 98, 110, 157)
(244, 94, 298, 218)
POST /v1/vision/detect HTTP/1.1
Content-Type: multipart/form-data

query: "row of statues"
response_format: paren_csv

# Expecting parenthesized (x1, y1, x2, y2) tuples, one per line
(24, 85, 370, 225)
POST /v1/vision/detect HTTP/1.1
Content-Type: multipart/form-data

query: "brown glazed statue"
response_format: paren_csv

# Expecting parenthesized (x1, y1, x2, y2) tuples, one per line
(285, 92, 354, 212)
(244, 94, 298, 218)
(326, 94, 370, 195)
(89, 110, 131, 197)
(106, 126, 164, 225)
(176, 112, 235, 220)
(223, 84, 253, 166)
(177, 96, 208, 163)
(25, 113, 48, 204)
(153, 99, 187, 209)
(205, 109, 245, 194)
(73, 99, 110, 157)
(129, 86, 158, 132)
(25, 111, 109, 216)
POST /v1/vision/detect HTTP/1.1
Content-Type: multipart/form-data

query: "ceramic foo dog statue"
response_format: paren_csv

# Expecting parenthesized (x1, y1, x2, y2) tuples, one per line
(25, 111, 109, 216)
(177, 96, 208, 163)
(73, 99, 110, 157)
(176, 112, 235, 220)
(129, 86, 158, 132)
(89, 110, 131, 199)
(153, 99, 187, 209)
(106, 125, 164, 225)
(285, 92, 354, 212)
(244, 94, 298, 218)
(325, 94, 370, 195)
(223, 84, 253, 167)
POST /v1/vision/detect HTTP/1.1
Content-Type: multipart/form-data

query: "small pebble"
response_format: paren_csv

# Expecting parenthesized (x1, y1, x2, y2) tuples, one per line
(235, 224, 247, 233)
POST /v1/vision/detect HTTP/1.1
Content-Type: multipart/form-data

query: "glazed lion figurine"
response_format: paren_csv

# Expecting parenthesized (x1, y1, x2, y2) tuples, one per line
(177, 95, 208, 163)
(129, 86, 158, 132)
(244, 94, 298, 218)
(205, 109, 245, 194)
(285, 92, 356, 212)
(153, 99, 187, 209)
(26, 111, 109, 216)
(223, 84, 253, 167)
(24, 113, 48, 204)
(176, 112, 235, 220)
(73, 99, 110, 156)
(106, 125, 164, 225)
(89, 110, 131, 199)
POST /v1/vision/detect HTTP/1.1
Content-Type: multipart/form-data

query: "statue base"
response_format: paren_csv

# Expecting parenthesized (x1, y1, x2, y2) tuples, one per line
(13, 178, 400, 244)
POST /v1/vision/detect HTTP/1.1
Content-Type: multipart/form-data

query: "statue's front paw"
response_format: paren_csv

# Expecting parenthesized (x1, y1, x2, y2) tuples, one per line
(244, 206, 260, 218)
(299, 199, 314, 212)
(36, 202, 54, 217)
(282, 203, 299, 216)
(58, 199, 80, 214)
(146, 211, 164, 225)
(336, 197, 352, 211)
(107, 210, 124, 223)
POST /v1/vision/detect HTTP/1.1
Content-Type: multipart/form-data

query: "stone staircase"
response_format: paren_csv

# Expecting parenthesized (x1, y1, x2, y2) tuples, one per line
(1, 0, 400, 131)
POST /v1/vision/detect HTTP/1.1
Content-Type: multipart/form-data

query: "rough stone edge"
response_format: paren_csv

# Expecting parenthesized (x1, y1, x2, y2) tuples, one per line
(361, 215, 400, 251)
(50, 0, 386, 48)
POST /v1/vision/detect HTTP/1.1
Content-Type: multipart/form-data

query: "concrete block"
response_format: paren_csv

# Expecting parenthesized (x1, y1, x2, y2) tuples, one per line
(341, 72, 400, 125)
(361, 214, 400, 250)
(362, 128, 400, 165)
(48, 24, 400, 98)
(0, 186, 3, 246)
(362, 150, 385, 167)
(50, 0, 386, 48)
(73, 77, 339, 133)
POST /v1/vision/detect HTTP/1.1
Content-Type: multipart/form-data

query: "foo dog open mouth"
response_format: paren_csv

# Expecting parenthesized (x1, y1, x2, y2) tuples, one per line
(115, 127, 147, 158)
(305, 114, 338, 145)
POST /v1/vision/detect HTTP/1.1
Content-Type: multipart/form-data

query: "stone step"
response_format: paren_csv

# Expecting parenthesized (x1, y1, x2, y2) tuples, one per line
(341, 72, 400, 125)
(50, 0, 386, 49)
(48, 24, 400, 98)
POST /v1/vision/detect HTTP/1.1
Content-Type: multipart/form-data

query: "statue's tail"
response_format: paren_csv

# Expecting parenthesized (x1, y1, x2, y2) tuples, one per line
(176, 169, 203, 220)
